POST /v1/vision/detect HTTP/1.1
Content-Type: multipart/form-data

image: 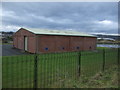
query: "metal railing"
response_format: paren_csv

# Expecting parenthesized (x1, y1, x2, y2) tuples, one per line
(2, 48, 119, 88)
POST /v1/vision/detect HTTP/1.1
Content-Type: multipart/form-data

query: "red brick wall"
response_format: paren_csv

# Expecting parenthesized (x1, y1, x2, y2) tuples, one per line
(38, 35, 70, 53)
(28, 37, 36, 53)
(70, 36, 84, 51)
(83, 37, 97, 50)
(55, 36, 70, 52)
(37, 35, 97, 53)
(13, 36, 18, 48)
(13, 28, 36, 53)
(38, 35, 57, 53)
(17, 36, 22, 49)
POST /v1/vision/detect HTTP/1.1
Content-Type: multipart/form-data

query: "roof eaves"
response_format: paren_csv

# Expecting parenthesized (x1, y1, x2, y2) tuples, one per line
(23, 28, 97, 37)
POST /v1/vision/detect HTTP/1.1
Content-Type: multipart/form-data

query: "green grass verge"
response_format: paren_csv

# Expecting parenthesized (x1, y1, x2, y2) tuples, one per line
(2, 48, 119, 88)
(52, 65, 118, 88)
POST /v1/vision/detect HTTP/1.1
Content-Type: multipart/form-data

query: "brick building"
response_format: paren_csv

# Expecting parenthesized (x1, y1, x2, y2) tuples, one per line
(13, 28, 97, 53)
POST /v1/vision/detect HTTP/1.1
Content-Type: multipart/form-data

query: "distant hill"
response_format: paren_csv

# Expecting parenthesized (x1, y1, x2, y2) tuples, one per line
(92, 34, 120, 41)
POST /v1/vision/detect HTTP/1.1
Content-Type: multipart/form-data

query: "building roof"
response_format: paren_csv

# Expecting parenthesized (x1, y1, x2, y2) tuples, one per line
(23, 28, 96, 37)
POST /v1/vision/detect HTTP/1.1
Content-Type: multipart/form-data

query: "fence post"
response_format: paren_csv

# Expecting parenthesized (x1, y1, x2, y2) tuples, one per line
(102, 49, 105, 72)
(118, 48, 120, 66)
(34, 54, 38, 88)
(78, 51, 81, 77)
(118, 48, 120, 89)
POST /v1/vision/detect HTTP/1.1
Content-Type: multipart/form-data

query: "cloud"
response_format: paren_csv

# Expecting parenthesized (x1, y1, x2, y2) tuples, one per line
(97, 20, 113, 25)
(92, 20, 118, 33)
(1, 2, 118, 34)
(0, 25, 21, 31)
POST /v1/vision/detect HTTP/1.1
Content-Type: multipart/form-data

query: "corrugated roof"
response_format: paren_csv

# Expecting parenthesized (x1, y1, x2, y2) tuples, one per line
(23, 28, 96, 37)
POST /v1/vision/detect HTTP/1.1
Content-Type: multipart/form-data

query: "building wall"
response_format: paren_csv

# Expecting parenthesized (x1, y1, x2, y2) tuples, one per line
(28, 37, 36, 53)
(83, 37, 97, 50)
(13, 28, 36, 53)
(70, 36, 84, 51)
(37, 35, 97, 53)
(13, 36, 18, 48)
(55, 36, 70, 52)
(38, 35, 70, 53)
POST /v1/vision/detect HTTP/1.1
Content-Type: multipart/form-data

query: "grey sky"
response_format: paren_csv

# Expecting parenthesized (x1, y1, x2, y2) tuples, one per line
(1, 2, 118, 34)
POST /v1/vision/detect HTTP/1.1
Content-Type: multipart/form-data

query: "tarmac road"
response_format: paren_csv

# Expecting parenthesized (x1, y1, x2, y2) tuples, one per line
(1, 44, 30, 56)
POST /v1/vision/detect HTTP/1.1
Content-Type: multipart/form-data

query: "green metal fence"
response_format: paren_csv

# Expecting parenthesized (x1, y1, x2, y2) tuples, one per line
(2, 48, 119, 88)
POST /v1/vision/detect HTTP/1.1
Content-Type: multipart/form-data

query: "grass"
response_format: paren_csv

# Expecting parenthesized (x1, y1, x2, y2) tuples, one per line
(53, 65, 118, 88)
(2, 48, 119, 88)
